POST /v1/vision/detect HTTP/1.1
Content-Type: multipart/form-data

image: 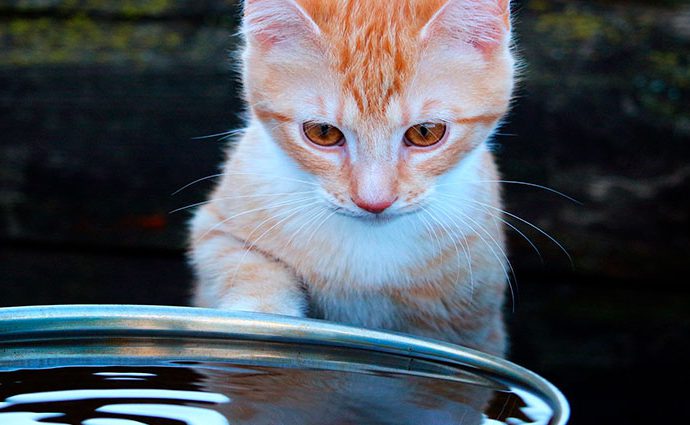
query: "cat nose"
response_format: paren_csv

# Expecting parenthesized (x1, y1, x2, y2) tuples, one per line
(351, 195, 397, 214)
(349, 161, 398, 214)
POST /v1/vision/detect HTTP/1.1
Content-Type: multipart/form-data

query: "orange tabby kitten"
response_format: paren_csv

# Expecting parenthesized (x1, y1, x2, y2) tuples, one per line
(189, 0, 515, 356)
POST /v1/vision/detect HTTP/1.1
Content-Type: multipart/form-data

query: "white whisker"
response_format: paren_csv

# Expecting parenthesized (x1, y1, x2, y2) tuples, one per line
(436, 179, 581, 204)
(423, 206, 465, 289)
(431, 197, 516, 312)
(195, 195, 314, 243)
(173, 171, 320, 196)
(191, 129, 242, 140)
(419, 207, 443, 259)
(455, 208, 517, 312)
(437, 193, 543, 264)
(435, 191, 573, 268)
(284, 207, 329, 250)
(171, 173, 225, 195)
(469, 198, 574, 268)
(170, 190, 314, 214)
(427, 202, 475, 299)
(229, 200, 321, 287)
(303, 208, 338, 248)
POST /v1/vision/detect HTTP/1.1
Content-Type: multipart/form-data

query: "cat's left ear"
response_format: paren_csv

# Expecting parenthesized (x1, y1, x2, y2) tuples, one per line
(242, 0, 321, 50)
(420, 0, 511, 54)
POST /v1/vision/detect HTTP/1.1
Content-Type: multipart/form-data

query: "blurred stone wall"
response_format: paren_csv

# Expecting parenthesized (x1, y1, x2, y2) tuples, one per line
(1, 0, 689, 281)
(509, 0, 690, 280)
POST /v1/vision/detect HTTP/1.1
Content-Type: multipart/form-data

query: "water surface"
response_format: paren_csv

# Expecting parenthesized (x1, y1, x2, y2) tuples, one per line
(0, 363, 553, 425)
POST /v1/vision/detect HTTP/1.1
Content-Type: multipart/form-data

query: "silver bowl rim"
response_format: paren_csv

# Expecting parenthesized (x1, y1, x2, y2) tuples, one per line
(0, 304, 569, 424)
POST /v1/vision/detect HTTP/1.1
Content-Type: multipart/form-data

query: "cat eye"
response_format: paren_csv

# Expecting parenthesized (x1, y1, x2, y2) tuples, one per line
(303, 122, 345, 147)
(404, 122, 447, 148)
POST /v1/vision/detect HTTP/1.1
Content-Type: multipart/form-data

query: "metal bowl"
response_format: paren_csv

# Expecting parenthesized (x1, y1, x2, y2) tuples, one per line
(0, 305, 569, 424)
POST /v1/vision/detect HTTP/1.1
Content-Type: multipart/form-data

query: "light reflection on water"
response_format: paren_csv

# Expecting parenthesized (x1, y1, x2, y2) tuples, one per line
(0, 365, 553, 425)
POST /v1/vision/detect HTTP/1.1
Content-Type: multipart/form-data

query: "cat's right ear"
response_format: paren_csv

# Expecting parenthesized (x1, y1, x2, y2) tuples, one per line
(420, 0, 511, 55)
(242, 0, 321, 50)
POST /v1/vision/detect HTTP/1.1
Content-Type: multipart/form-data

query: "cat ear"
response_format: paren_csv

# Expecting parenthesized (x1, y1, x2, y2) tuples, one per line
(242, 0, 321, 49)
(420, 0, 511, 54)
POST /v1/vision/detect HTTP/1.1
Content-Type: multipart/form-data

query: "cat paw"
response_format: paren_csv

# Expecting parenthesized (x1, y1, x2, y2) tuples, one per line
(218, 297, 306, 318)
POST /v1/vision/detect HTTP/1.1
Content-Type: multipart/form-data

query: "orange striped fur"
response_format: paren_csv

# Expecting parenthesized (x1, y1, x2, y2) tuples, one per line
(189, 0, 516, 356)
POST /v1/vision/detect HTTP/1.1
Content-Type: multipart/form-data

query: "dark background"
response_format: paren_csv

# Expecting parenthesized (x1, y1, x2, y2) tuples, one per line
(1, 0, 688, 423)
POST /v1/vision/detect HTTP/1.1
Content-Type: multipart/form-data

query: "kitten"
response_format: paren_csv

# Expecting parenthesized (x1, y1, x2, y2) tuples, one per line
(189, 0, 515, 356)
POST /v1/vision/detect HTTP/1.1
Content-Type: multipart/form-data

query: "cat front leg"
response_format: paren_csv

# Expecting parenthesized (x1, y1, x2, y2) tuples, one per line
(189, 207, 307, 317)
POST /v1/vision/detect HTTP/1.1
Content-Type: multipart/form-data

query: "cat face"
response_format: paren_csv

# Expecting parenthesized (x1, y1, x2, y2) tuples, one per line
(242, 0, 514, 219)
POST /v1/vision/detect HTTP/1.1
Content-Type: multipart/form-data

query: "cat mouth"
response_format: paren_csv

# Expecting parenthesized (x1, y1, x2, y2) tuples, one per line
(329, 205, 410, 224)
(358, 213, 398, 224)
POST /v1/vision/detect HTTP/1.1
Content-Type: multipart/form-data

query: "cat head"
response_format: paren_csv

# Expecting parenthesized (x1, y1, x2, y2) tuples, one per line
(241, 0, 515, 219)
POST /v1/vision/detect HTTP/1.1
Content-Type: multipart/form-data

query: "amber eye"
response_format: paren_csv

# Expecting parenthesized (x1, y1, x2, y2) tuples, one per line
(303, 122, 345, 147)
(404, 122, 447, 147)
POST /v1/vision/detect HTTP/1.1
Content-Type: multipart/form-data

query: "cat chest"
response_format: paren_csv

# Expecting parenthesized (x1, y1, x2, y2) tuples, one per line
(307, 288, 403, 329)
(305, 283, 461, 333)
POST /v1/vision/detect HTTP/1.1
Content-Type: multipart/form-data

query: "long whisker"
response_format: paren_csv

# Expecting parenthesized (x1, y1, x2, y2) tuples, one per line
(455, 208, 518, 311)
(435, 200, 515, 312)
(229, 200, 321, 287)
(191, 129, 242, 140)
(195, 195, 314, 243)
(220, 172, 321, 186)
(484, 207, 544, 264)
(408, 214, 430, 258)
(418, 207, 443, 259)
(303, 208, 338, 248)
(437, 198, 514, 274)
(436, 179, 581, 204)
(435, 191, 574, 268)
(423, 206, 465, 289)
(170, 190, 314, 214)
(437, 193, 543, 264)
(171, 173, 225, 195)
(427, 202, 475, 299)
(241, 200, 321, 252)
(284, 206, 329, 250)
(172, 172, 320, 196)
(247, 203, 321, 252)
(469, 198, 574, 268)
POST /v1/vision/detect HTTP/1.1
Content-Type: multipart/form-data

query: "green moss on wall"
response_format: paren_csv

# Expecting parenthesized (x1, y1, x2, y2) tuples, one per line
(521, 2, 690, 130)
(4, 0, 238, 16)
(0, 15, 232, 68)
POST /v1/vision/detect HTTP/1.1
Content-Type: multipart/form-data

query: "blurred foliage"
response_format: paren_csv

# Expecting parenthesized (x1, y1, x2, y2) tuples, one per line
(0, 0, 242, 68)
(521, 0, 690, 131)
(1, 0, 238, 16)
(0, 16, 233, 68)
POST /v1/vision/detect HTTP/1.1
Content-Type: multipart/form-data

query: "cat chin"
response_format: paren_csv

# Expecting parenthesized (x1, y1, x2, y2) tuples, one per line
(331, 207, 418, 225)
(353, 213, 399, 225)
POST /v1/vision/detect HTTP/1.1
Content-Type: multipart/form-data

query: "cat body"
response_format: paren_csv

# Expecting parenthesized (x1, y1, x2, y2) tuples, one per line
(190, 0, 515, 356)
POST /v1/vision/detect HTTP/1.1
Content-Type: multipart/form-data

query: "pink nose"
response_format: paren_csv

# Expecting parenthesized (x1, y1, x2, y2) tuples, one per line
(351, 196, 396, 214)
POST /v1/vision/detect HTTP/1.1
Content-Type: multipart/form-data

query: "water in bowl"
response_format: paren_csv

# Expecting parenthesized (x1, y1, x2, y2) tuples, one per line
(0, 362, 553, 425)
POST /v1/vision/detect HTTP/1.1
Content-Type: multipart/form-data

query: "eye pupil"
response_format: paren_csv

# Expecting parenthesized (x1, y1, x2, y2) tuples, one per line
(303, 122, 345, 147)
(404, 122, 446, 147)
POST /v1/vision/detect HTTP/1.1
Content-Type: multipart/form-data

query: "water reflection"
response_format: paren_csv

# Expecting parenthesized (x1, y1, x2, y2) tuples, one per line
(0, 365, 552, 424)
(199, 365, 489, 424)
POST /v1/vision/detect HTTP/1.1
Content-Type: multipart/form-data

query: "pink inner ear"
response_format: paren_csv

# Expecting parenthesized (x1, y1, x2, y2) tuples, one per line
(422, 0, 511, 54)
(243, 0, 320, 49)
